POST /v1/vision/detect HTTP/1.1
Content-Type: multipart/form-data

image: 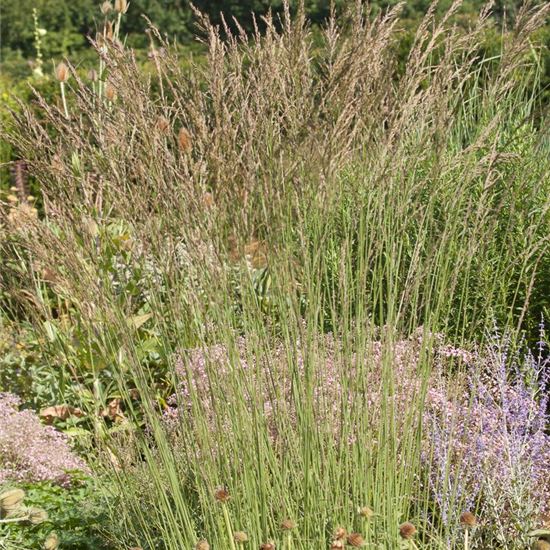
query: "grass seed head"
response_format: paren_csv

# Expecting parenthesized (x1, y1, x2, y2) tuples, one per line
(399, 523, 416, 540)
(195, 540, 210, 550)
(346, 533, 365, 547)
(280, 519, 297, 530)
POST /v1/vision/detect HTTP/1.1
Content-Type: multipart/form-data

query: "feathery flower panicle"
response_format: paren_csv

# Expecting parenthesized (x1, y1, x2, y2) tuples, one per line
(195, 540, 210, 550)
(399, 523, 416, 540)
(178, 127, 192, 152)
(460, 511, 477, 527)
(235, 531, 249, 543)
(55, 63, 70, 83)
(346, 533, 365, 547)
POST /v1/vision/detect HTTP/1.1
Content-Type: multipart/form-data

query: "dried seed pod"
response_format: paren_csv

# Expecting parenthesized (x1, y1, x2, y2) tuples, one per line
(87, 69, 98, 82)
(358, 506, 374, 518)
(100, 1, 113, 14)
(260, 543, 275, 550)
(114, 0, 128, 13)
(280, 520, 296, 531)
(346, 533, 365, 547)
(330, 541, 345, 550)
(98, 20, 113, 40)
(44, 533, 59, 550)
(28, 508, 48, 525)
(178, 127, 192, 153)
(332, 527, 347, 540)
(195, 541, 209, 550)
(214, 489, 230, 502)
(459, 511, 477, 527)
(399, 523, 416, 540)
(234, 531, 249, 543)
(105, 83, 117, 101)
(55, 62, 70, 83)
(0, 489, 25, 516)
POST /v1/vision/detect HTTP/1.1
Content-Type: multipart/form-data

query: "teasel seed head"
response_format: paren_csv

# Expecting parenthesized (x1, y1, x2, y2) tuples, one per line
(260, 543, 275, 550)
(330, 541, 345, 550)
(178, 127, 192, 153)
(156, 116, 170, 135)
(100, 1, 113, 14)
(214, 489, 230, 502)
(114, 0, 128, 13)
(55, 62, 70, 83)
(399, 523, 416, 540)
(44, 532, 59, 550)
(280, 519, 297, 531)
(235, 531, 249, 543)
(459, 511, 477, 527)
(105, 82, 117, 101)
(195, 540, 210, 550)
(87, 69, 98, 82)
(0, 489, 25, 516)
(358, 506, 374, 518)
(332, 527, 347, 540)
(28, 508, 48, 525)
(98, 20, 113, 40)
(346, 533, 365, 547)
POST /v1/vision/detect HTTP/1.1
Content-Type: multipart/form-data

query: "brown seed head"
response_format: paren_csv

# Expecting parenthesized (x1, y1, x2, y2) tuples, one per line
(330, 541, 345, 550)
(28, 508, 48, 525)
(234, 531, 249, 543)
(44, 533, 59, 550)
(332, 527, 347, 540)
(178, 127, 192, 153)
(214, 489, 230, 502)
(535, 541, 550, 550)
(195, 541, 210, 550)
(99, 20, 113, 39)
(399, 523, 416, 540)
(156, 116, 170, 135)
(114, 0, 128, 13)
(55, 63, 70, 83)
(100, 1, 113, 14)
(459, 511, 477, 527)
(0, 489, 25, 514)
(358, 506, 374, 518)
(105, 83, 117, 101)
(280, 520, 297, 531)
(346, 533, 365, 547)
(260, 543, 275, 550)
(87, 69, 98, 82)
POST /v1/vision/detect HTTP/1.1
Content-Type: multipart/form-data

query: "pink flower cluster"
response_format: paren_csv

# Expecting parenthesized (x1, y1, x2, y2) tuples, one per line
(0, 393, 88, 487)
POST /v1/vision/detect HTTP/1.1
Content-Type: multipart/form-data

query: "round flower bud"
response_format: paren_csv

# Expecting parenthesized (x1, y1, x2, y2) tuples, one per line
(87, 69, 98, 82)
(105, 83, 117, 101)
